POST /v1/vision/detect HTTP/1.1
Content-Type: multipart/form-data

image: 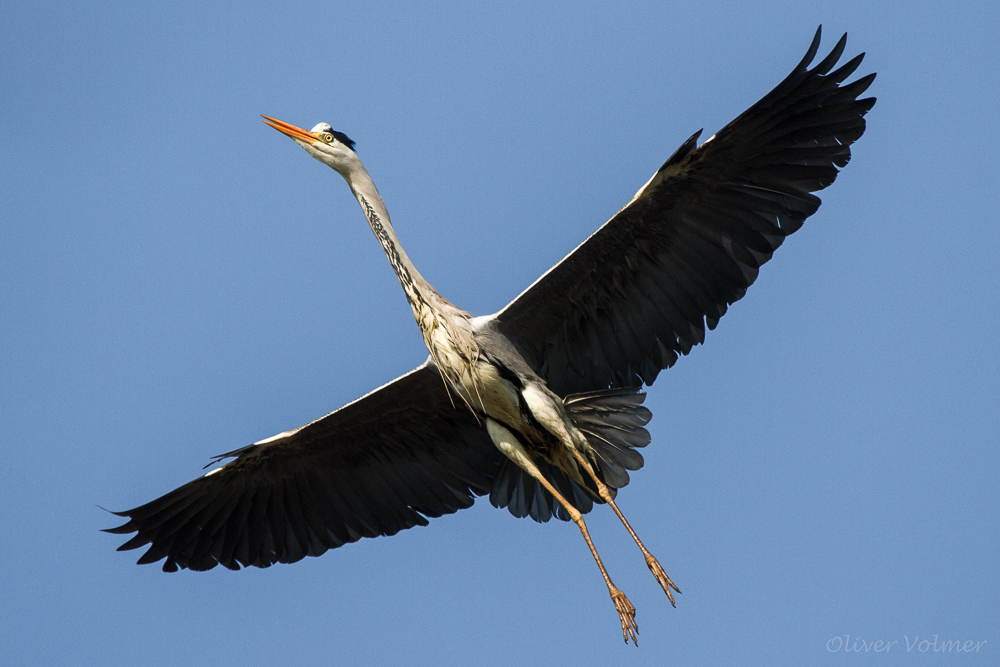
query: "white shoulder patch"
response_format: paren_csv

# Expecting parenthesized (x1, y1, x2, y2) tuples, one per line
(253, 429, 295, 447)
(471, 314, 495, 331)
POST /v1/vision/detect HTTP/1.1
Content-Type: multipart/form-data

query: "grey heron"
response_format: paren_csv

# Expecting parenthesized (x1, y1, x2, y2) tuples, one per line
(107, 27, 875, 644)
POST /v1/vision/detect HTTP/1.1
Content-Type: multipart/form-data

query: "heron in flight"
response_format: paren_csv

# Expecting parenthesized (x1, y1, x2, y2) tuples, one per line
(107, 28, 875, 644)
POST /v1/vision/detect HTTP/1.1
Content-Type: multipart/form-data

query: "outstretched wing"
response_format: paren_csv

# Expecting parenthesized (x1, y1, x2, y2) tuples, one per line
(106, 362, 501, 571)
(492, 27, 876, 396)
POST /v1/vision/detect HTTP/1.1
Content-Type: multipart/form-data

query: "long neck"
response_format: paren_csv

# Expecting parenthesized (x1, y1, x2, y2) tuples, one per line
(342, 161, 459, 323)
(342, 157, 480, 389)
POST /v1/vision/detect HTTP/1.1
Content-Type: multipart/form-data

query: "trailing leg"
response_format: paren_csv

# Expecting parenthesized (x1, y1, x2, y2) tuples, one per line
(486, 419, 640, 645)
(570, 449, 681, 605)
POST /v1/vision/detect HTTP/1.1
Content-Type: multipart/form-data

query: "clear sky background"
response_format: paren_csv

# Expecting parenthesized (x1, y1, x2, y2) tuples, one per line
(2, 1, 997, 664)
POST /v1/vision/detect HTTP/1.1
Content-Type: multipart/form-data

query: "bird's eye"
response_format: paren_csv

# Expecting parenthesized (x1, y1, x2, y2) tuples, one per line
(321, 133, 334, 143)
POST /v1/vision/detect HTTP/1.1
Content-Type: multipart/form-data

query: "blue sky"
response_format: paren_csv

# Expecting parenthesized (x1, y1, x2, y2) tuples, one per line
(2, 1, 997, 664)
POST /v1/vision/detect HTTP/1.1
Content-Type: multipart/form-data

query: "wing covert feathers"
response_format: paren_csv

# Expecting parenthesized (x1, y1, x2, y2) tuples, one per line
(106, 364, 502, 571)
(495, 27, 875, 396)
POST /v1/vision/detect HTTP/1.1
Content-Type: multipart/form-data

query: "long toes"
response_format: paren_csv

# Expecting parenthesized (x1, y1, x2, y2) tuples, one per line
(610, 589, 638, 646)
(645, 556, 681, 606)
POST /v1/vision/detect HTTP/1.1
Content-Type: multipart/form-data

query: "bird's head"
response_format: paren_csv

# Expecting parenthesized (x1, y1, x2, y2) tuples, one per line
(262, 116, 359, 177)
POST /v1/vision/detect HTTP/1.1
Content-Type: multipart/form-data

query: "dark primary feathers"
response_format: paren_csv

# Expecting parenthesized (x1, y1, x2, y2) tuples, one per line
(108, 28, 875, 570)
(106, 363, 501, 571)
(495, 26, 876, 396)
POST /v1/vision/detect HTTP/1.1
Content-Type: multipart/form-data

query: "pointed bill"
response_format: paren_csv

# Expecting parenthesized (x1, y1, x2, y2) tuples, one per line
(261, 115, 320, 144)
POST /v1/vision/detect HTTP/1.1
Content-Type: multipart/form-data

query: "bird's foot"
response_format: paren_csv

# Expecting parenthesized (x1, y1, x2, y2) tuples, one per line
(610, 586, 639, 645)
(645, 553, 681, 606)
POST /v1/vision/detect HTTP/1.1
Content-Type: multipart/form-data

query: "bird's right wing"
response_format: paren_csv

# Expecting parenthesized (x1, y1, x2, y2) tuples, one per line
(106, 362, 501, 572)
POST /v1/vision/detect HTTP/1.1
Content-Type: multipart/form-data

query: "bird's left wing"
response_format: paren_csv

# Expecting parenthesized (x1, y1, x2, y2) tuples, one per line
(491, 28, 875, 396)
(106, 362, 501, 572)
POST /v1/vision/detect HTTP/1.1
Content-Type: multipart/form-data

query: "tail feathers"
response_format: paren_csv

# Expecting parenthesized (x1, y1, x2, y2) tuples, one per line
(489, 456, 594, 523)
(488, 386, 654, 523)
(564, 387, 652, 490)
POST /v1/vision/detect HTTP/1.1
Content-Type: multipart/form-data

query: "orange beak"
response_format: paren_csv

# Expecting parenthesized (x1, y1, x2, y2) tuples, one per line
(261, 115, 320, 143)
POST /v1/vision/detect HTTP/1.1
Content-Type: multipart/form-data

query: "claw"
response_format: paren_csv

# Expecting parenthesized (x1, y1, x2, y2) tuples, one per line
(610, 587, 639, 645)
(645, 553, 681, 607)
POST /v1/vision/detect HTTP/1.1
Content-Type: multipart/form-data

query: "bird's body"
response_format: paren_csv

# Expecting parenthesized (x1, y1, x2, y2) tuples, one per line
(108, 28, 875, 644)
(316, 134, 602, 500)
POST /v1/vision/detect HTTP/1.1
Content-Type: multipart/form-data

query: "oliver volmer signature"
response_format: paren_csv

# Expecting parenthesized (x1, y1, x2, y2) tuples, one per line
(826, 635, 988, 654)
